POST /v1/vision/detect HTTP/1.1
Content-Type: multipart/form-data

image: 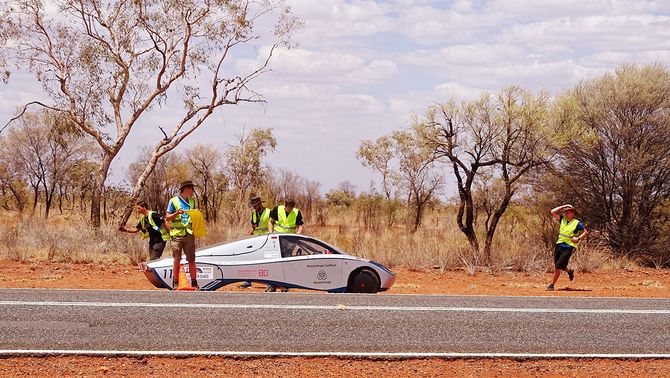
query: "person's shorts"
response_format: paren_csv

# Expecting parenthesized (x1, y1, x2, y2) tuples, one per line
(554, 244, 574, 270)
(148, 241, 166, 261)
(171, 234, 196, 261)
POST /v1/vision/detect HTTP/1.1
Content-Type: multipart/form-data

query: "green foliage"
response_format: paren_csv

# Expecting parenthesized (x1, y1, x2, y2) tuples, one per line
(547, 64, 670, 263)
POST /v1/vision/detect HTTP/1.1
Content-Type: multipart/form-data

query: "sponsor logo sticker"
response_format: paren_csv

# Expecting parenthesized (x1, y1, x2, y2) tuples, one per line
(184, 266, 214, 280)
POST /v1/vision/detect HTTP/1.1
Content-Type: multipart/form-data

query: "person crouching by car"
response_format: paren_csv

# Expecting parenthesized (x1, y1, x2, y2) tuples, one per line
(118, 200, 170, 261)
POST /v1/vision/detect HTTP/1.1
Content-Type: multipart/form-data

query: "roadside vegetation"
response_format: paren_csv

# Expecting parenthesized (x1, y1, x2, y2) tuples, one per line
(0, 10, 668, 276)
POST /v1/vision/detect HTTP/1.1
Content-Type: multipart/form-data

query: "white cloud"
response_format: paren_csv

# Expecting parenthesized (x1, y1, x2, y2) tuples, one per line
(347, 59, 398, 84)
(238, 46, 398, 86)
(3, 0, 670, 191)
(400, 43, 526, 69)
(501, 15, 670, 52)
(287, 0, 394, 44)
(580, 50, 670, 68)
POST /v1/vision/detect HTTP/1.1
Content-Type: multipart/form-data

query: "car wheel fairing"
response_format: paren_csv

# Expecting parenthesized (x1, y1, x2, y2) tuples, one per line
(347, 269, 380, 293)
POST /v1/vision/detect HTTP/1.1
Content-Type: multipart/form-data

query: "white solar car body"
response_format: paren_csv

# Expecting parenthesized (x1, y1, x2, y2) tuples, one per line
(144, 234, 395, 293)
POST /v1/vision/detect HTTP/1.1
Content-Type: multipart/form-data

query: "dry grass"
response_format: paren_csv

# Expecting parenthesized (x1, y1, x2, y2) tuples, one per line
(0, 214, 139, 265)
(0, 209, 636, 273)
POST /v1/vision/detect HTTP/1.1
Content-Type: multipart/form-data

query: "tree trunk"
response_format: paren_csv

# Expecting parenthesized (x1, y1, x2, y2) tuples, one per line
(456, 189, 480, 252)
(44, 190, 52, 218)
(31, 184, 39, 211)
(118, 151, 165, 227)
(483, 189, 513, 264)
(411, 196, 426, 233)
(44, 182, 56, 219)
(103, 187, 108, 222)
(58, 185, 64, 214)
(90, 154, 114, 227)
(8, 184, 25, 212)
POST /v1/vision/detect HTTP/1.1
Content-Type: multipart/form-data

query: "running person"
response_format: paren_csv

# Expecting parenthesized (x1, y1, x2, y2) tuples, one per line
(547, 204, 588, 291)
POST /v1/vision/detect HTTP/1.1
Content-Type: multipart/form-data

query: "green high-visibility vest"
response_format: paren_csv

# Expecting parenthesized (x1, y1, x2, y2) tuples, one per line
(252, 208, 271, 235)
(140, 211, 170, 242)
(273, 205, 299, 234)
(556, 217, 580, 248)
(169, 196, 196, 237)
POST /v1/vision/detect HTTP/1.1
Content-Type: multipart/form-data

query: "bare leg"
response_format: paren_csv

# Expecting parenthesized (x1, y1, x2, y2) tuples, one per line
(551, 269, 562, 285)
(172, 258, 180, 285)
(188, 260, 197, 281)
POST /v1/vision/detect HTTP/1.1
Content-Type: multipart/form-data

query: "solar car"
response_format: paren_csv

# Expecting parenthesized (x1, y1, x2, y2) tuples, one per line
(143, 234, 395, 293)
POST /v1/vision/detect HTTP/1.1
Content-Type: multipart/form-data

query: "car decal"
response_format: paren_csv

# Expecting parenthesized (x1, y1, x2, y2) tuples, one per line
(195, 278, 346, 293)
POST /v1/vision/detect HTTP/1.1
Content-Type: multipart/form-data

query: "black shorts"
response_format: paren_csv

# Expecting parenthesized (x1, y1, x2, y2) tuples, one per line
(554, 245, 574, 270)
(149, 241, 167, 261)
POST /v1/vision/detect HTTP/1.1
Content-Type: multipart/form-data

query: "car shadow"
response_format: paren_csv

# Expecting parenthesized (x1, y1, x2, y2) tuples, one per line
(557, 287, 593, 292)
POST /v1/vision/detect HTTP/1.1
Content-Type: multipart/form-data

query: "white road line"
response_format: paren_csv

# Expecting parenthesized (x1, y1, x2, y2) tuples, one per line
(1, 288, 669, 301)
(0, 300, 668, 314)
(0, 350, 669, 359)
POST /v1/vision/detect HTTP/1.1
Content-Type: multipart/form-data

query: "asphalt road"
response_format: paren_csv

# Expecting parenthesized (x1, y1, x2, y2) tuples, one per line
(0, 289, 669, 357)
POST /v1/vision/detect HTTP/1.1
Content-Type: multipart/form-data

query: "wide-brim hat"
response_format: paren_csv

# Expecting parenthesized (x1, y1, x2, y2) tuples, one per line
(248, 196, 263, 206)
(564, 204, 576, 212)
(178, 180, 198, 192)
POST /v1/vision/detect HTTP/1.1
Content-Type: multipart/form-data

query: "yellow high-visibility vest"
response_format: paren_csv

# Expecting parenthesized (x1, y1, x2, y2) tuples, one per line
(273, 205, 299, 234)
(556, 217, 580, 248)
(252, 208, 271, 235)
(169, 196, 196, 237)
(140, 211, 170, 242)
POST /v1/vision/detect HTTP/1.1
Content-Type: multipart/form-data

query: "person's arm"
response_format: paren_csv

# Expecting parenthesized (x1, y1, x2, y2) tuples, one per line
(268, 207, 278, 233)
(165, 201, 183, 222)
(154, 213, 169, 230)
(550, 204, 573, 220)
(165, 209, 183, 222)
(249, 212, 257, 235)
(295, 211, 304, 234)
(118, 226, 139, 234)
(572, 225, 588, 244)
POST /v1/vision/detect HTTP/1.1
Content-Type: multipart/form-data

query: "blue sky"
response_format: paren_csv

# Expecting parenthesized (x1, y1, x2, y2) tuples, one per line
(2, 0, 670, 194)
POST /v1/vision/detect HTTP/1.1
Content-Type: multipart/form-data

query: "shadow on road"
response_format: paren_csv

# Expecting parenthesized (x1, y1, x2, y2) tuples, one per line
(558, 287, 593, 292)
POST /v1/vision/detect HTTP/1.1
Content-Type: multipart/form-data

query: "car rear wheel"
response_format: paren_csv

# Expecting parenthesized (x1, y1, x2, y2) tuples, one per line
(347, 269, 380, 293)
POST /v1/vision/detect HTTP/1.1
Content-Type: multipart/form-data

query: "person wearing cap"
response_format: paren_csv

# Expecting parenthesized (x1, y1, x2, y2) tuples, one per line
(249, 196, 272, 236)
(239, 195, 272, 289)
(165, 180, 199, 290)
(266, 198, 304, 292)
(547, 204, 588, 291)
(118, 200, 170, 261)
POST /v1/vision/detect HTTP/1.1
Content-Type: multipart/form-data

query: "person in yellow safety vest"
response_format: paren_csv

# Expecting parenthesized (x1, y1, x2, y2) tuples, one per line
(239, 195, 272, 289)
(118, 200, 170, 261)
(547, 204, 588, 291)
(268, 198, 304, 234)
(165, 180, 200, 290)
(266, 198, 304, 292)
(250, 196, 271, 236)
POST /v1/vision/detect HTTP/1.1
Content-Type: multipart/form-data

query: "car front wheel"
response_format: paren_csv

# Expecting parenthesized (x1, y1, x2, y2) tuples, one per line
(347, 269, 380, 293)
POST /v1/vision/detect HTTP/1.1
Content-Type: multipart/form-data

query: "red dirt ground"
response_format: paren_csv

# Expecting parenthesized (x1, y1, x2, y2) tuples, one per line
(1, 356, 669, 378)
(1, 260, 668, 298)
